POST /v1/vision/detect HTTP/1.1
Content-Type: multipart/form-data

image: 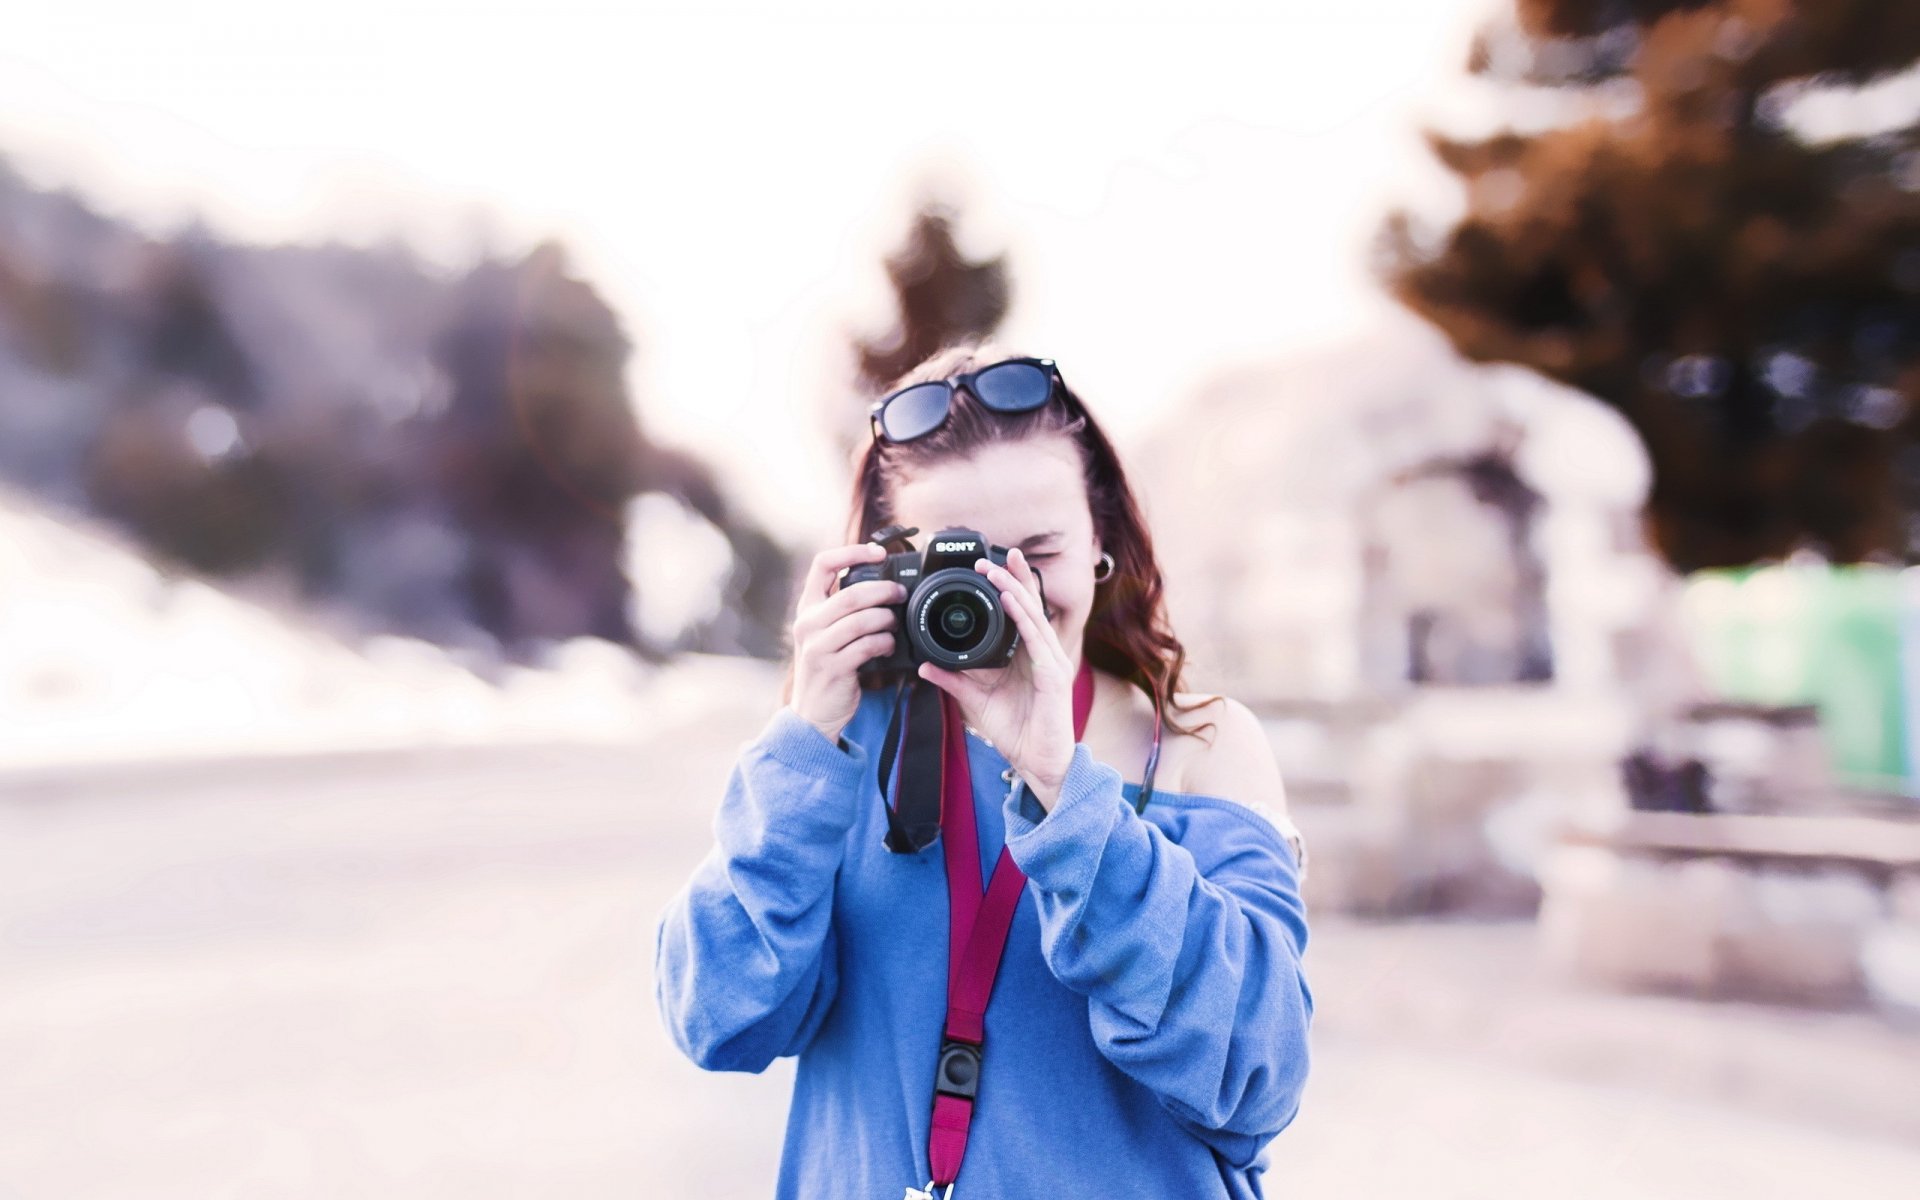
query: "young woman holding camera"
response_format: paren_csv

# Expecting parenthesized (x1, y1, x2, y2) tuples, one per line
(654, 341, 1311, 1199)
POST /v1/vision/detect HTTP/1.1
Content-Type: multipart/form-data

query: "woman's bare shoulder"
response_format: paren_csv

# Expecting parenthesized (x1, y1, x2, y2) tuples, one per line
(1165, 692, 1285, 810)
(1088, 675, 1282, 807)
(1090, 676, 1227, 794)
(1167, 692, 1305, 871)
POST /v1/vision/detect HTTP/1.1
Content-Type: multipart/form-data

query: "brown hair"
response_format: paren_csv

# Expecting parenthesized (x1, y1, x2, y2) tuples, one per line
(780, 337, 1220, 742)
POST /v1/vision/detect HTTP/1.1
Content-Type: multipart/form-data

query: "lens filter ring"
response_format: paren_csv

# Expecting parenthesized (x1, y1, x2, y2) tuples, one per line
(908, 569, 1006, 668)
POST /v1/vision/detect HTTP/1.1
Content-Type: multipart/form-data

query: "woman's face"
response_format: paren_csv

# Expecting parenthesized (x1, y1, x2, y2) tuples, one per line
(887, 432, 1102, 668)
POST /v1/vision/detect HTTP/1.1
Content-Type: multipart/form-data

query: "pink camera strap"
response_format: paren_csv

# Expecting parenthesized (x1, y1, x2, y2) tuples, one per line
(924, 657, 1096, 1191)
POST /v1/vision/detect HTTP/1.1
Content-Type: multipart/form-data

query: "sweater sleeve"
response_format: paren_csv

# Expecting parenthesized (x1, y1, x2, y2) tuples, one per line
(653, 704, 869, 1073)
(1001, 742, 1314, 1168)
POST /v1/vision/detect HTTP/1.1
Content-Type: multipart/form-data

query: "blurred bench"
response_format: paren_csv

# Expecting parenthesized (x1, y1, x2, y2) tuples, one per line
(1540, 808, 1920, 1016)
(1557, 810, 1920, 873)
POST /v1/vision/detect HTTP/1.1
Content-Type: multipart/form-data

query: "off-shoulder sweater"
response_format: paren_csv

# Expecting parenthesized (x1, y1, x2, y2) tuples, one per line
(654, 682, 1313, 1199)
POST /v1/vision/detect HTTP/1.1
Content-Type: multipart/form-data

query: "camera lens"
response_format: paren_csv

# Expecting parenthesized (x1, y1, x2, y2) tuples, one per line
(907, 566, 1010, 668)
(927, 590, 990, 656)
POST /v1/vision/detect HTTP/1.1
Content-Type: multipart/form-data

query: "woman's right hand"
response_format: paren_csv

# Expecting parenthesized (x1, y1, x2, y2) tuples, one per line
(788, 542, 908, 746)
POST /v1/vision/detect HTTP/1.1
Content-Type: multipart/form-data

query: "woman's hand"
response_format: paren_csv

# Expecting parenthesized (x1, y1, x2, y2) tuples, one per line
(789, 542, 909, 747)
(916, 547, 1077, 809)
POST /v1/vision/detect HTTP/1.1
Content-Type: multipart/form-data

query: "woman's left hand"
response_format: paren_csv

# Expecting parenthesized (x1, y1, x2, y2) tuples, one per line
(916, 547, 1077, 807)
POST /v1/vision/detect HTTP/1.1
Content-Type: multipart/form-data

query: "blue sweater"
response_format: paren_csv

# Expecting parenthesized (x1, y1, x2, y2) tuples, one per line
(654, 683, 1314, 1199)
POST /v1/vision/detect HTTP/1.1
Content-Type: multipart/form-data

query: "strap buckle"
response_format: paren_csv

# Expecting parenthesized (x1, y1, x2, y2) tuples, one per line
(935, 1038, 981, 1101)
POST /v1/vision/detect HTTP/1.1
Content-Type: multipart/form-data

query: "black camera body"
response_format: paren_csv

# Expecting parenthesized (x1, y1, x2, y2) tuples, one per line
(837, 525, 1044, 672)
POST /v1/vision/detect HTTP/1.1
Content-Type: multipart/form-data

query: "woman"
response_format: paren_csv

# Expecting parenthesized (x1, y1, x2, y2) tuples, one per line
(654, 340, 1312, 1200)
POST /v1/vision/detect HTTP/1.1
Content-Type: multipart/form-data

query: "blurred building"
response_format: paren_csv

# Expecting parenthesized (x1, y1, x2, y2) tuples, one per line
(1136, 307, 1691, 914)
(1133, 308, 1920, 1021)
(1141, 305, 1680, 708)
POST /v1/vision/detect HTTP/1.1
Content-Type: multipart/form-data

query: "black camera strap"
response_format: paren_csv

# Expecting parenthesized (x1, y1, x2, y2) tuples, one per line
(879, 676, 946, 853)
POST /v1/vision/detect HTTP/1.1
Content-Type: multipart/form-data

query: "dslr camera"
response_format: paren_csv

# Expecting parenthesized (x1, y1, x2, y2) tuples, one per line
(837, 524, 1045, 672)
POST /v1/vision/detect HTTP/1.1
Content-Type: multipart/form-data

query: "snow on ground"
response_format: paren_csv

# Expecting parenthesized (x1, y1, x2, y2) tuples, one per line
(0, 486, 774, 776)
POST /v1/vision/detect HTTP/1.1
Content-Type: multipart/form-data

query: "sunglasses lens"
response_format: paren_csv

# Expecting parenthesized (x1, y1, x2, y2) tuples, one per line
(971, 362, 1053, 412)
(881, 382, 951, 442)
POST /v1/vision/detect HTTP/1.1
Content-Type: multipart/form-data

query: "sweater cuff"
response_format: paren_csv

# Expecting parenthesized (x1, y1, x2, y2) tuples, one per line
(1002, 742, 1127, 892)
(758, 704, 869, 784)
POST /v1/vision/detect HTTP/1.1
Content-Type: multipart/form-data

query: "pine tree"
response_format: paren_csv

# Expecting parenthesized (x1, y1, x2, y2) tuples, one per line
(1378, 0, 1920, 570)
(840, 195, 1009, 458)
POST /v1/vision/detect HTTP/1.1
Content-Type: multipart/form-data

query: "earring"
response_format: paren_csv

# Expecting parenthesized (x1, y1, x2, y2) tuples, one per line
(1092, 551, 1115, 583)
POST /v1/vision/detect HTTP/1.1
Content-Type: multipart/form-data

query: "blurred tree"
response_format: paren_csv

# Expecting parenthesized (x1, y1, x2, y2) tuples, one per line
(1378, 0, 1920, 570)
(136, 237, 260, 407)
(0, 159, 794, 664)
(84, 242, 287, 573)
(423, 239, 794, 660)
(428, 241, 650, 653)
(839, 195, 1010, 460)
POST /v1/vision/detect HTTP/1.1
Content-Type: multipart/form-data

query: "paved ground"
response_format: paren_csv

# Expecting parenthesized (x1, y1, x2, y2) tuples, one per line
(3, 679, 1917, 1199)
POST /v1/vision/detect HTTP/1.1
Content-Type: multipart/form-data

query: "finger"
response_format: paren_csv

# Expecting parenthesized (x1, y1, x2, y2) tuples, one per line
(1006, 547, 1052, 621)
(798, 578, 905, 637)
(831, 629, 896, 670)
(804, 541, 886, 608)
(974, 555, 1044, 639)
(998, 579, 1067, 677)
(1006, 546, 1039, 592)
(1011, 575, 1069, 670)
(818, 605, 898, 655)
(979, 557, 1066, 668)
(979, 550, 1041, 594)
(975, 555, 1035, 602)
(917, 660, 985, 710)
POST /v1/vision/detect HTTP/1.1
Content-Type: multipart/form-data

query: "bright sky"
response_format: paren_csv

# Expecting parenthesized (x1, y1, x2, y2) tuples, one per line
(0, 0, 1493, 542)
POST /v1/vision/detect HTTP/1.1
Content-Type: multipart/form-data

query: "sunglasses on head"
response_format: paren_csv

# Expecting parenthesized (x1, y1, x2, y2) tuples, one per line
(868, 355, 1069, 445)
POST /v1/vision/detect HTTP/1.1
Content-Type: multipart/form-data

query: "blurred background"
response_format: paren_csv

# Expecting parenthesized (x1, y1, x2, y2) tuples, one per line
(3, 1, 1919, 1196)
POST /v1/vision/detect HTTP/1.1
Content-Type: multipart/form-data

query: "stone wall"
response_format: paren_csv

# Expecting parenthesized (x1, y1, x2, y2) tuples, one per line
(1270, 686, 1637, 918)
(1536, 816, 1920, 1022)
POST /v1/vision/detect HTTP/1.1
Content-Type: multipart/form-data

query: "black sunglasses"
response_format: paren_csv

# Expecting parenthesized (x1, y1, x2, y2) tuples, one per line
(868, 355, 1068, 444)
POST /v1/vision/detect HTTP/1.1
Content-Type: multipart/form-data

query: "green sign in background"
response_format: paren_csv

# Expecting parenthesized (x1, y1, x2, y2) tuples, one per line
(1682, 564, 1910, 791)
